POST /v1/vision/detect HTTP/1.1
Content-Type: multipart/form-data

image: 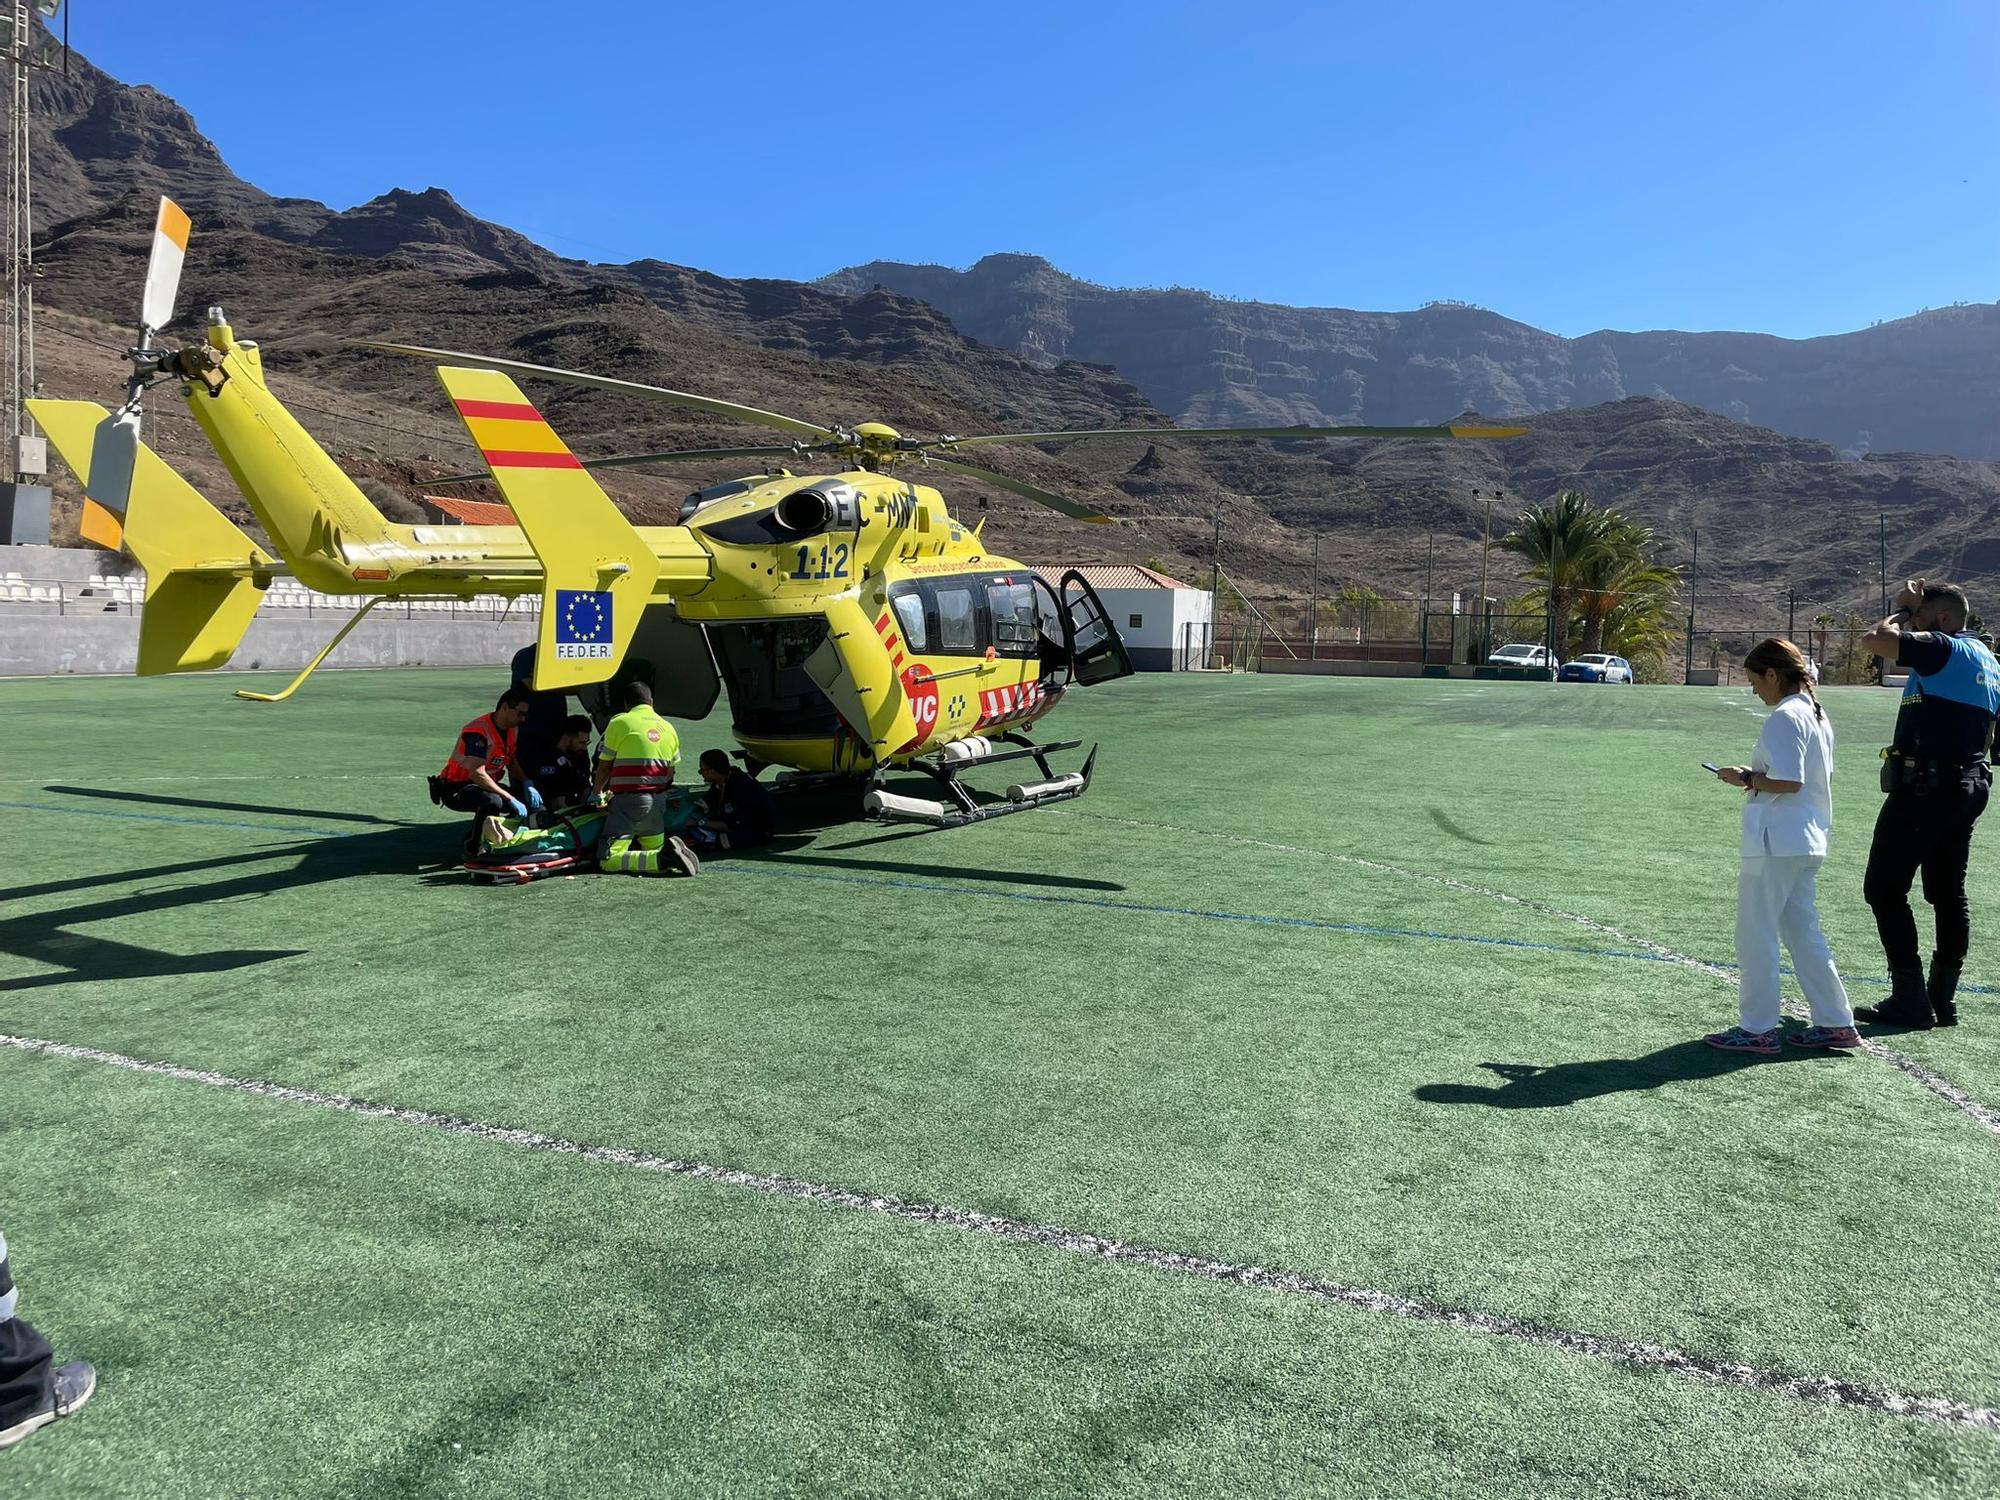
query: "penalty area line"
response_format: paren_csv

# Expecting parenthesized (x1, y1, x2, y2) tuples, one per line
(3, 1030, 1997, 1439)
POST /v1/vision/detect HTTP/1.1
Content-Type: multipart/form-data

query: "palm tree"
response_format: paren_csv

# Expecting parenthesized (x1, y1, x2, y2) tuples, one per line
(1499, 490, 1617, 658)
(1502, 491, 1681, 665)
(1573, 514, 1678, 656)
(1597, 564, 1682, 673)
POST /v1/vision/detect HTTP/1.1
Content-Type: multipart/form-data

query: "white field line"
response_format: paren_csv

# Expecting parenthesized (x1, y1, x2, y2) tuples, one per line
(3, 1029, 1996, 1438)
(1065, 812, 2000, 1138)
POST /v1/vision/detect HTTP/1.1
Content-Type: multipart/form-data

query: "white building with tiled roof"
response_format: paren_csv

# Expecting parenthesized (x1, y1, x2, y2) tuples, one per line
(1033, 565, 1212, 671)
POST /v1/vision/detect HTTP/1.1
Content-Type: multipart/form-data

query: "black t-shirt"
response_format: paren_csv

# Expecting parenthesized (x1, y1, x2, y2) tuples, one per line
(525, 751, 592, 808)
(706, 768, 775, 839)
(1893, 631, 1998, 764)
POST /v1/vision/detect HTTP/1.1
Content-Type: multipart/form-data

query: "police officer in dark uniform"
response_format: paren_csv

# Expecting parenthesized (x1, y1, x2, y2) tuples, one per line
(510, 644, 571, 786)
(1856, 579, 2000, 1028)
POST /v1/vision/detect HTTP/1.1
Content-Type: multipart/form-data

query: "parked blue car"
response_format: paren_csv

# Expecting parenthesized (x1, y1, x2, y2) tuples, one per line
(1559, 653, 1635, 683)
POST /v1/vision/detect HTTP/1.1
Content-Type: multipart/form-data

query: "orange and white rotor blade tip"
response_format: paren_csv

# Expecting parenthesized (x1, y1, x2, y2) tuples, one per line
(140, 197, 191, 335)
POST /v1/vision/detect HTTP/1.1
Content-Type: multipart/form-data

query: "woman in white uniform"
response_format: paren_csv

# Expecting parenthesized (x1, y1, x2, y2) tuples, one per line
(1703, 638, 1860, 1054)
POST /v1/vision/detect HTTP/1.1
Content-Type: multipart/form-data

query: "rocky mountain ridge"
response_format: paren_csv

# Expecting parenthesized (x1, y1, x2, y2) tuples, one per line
(820, 254, 2000, 462)
(21, 39, 2000, 623)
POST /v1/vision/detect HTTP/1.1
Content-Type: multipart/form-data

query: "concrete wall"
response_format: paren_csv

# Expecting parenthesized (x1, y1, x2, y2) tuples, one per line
(0, 609, 526, 678)
(0, 543, 130, 584)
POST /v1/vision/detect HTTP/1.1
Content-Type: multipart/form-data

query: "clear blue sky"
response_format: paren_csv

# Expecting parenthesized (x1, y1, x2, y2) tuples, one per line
(73, 0, 1999, 338)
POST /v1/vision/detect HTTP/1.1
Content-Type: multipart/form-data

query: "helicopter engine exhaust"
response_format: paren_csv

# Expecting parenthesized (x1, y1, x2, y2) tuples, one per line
(772, 482, 862, 540)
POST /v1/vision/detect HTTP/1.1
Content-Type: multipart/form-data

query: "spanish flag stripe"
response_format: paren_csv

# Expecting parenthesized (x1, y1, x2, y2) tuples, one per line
(453, 398, 543, 422)
(482, 450, 585, 470)
(462, 415, 570, 455)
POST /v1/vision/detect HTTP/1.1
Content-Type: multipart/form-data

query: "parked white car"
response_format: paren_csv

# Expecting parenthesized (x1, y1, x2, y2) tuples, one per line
(1559, 653, 1635, 684)
(1487, 642, 1555, 669)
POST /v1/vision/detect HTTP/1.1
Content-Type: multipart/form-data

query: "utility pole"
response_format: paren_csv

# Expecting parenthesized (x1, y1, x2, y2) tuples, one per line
(1307, 533, 1318, 660)
(1878, 512, 1888, 617)
(1684, 525, 1699, 683)
(0, 0, 54, 542)
(1478, 492, 1493, 664)
(1786, 586, 1795, 640)
(1207, 512, 1221, 670)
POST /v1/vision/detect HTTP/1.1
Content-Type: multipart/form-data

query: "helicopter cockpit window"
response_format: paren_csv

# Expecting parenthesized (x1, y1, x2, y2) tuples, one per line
(934, 586, 978, 653)
(986, 580, 1038, 657)
(891, 591, 929, 653)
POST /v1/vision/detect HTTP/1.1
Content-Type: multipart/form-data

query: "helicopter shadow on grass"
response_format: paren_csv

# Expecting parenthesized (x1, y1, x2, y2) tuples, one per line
(42, 784, 413, 827)
(1413, 1038, 1822, 1110)
(0, 821, 445, 993)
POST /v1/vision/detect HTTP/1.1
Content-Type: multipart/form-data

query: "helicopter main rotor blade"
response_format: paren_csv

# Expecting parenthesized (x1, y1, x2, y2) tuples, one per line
(923, 455, 1111, 524)
(353, 341, 840, 440)
(925, 421, 1528, 450)
(422, 445, 810, 487)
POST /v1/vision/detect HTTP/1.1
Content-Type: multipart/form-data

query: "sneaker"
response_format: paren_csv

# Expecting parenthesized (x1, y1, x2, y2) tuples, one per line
(0, 1360, 97, 1451)
(664, 835, 700, 877)
(1702, 1025, 1781, 1056)
(1787, 1025, 1862, 1050)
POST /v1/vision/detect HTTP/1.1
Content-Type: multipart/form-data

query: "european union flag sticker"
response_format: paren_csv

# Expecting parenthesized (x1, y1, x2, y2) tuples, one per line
(554, 589, 613, 660)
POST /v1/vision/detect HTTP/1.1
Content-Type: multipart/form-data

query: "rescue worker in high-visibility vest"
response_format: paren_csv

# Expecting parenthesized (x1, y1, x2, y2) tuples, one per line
(1857, 579, 2000, 1028)
(431, 686, 535, 854)
(594, 680, 699, 876)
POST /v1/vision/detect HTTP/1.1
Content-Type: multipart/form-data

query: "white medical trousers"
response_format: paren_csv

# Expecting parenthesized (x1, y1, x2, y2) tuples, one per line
(1735, 854, 1852, 1032)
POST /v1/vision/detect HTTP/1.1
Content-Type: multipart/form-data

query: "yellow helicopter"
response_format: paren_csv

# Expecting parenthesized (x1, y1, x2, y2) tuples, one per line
(33, 197, 1525, 827)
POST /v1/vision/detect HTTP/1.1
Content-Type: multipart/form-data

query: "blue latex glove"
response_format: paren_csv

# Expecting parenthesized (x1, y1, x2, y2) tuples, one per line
(524, 783, 545, 813)
(507, 796, 529, 820)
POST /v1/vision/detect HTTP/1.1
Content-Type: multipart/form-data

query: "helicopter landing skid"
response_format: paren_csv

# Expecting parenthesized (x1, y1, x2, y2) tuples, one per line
(865, 735, 1097, 828)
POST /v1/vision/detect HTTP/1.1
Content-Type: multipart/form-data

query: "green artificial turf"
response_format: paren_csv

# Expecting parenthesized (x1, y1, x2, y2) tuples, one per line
(3, 667, 1998, 1497)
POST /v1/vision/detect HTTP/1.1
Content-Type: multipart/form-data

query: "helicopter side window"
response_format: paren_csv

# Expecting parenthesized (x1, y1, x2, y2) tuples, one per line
(891, 591, 929, 653)
(986, 580, 1039, 658)
(934, 585, 978, 654)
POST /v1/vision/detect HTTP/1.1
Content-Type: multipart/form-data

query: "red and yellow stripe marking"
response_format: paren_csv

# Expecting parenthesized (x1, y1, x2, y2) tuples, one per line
(450, 395, 584, 471)
(872, 608, 906, 669)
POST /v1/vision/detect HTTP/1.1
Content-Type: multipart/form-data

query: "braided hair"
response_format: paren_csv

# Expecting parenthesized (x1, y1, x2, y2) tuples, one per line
(1743, 637, 1822, 720)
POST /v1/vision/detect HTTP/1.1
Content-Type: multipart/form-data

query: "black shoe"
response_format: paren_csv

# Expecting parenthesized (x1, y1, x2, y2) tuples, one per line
(1856, 964, 1934, 1028)
(1930, 959, 1963, 1028)
(0, 1360, 96, 1451)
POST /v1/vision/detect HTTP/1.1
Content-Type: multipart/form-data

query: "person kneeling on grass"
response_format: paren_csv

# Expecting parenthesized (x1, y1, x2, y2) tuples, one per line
(1704, 637, 1860, 1055)
(594, 681, 699, 877)
(690, 748, 776, 853)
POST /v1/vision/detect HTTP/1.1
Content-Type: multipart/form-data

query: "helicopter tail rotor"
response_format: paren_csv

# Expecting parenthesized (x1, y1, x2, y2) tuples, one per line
(87, 197, 193, 519)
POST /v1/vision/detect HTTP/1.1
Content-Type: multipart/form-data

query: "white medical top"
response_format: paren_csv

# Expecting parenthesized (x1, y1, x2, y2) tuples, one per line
(1741, 691, 1835, 858)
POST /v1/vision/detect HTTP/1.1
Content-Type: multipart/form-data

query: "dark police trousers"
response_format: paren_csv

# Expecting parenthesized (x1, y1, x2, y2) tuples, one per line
(1864, 772, 1992, 969)
(0, 1233, 54, 1428)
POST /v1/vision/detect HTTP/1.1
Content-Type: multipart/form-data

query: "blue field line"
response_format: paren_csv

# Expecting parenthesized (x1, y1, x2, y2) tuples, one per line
(6, 793, 1995, 998)
(716, 863, 1694, 966)
(713, 860, 2000, 996)
(0, 798, 342, 838)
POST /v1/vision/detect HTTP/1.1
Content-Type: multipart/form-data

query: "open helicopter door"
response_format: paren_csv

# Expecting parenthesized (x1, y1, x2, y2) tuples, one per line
(574, 602, 721, 728)
(1040, 570, 1134, 686)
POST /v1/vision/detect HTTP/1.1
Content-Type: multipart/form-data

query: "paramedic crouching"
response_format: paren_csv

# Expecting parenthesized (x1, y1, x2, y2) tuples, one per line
(432, 687, 537, 853)
(1857, 580, 2000, 1029)
(595, 681, 698, 877)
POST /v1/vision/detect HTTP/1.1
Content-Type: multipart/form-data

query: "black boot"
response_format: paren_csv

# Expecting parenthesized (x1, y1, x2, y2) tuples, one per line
(1929, 959, 1962, 1028)
(1857, 964, 1934, 1028)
